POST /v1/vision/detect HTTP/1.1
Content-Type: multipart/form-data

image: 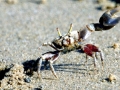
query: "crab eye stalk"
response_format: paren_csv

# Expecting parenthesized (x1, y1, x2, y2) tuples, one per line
(67, 23, 73, 35)
(56, 28, 62, 37)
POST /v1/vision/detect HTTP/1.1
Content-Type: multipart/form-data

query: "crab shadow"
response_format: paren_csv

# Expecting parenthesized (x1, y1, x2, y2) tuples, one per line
(22, 59, 39, 76)
(0, 64, 14, 80)
(22, 58, 92, 76)
(27, 0, 45, 4)
(51, 63, 87, 74)
(24, 0, 46, 4)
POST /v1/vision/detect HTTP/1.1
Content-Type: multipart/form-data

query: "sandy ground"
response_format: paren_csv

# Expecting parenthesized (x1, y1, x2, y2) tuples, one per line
(0, 0, 120, 90)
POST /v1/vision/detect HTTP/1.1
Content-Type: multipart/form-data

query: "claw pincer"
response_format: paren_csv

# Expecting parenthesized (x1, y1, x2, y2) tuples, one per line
(87, 8, 120, 31)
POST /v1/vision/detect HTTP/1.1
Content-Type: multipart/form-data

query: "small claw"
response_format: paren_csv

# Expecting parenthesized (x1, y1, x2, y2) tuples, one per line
(42, 43, 47, 46)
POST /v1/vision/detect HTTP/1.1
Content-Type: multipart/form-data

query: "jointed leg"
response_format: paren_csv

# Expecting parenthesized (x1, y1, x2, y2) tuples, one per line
(92, 54, 97, 71)
(43, 42, 59, 51)
(99, 50, 104, 70)
(49, 60, 58, 78)
(95, 52, 98, 59)
(85, 55, 89, 72)
(84, 54, 88, 67)
(36, 57, 43, 78)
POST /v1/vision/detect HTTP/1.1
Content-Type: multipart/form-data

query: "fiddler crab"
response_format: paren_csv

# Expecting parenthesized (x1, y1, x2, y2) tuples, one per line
(36, 8, 120, 78)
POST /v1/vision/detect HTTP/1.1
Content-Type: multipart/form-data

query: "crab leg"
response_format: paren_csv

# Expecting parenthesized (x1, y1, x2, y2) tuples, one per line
(85, 54, 88, 64)
(92, 53, 97, 70)
(36, 57, 58, 78)
(36, 57, 43, 78)
(95, 52, 98, 59)
(85, 54, 89, 72)
(37, 51, 60, 78)
(99, 50, 104, 69)
(43, 42, 60, 51)
(49, 60, 58, 78)
(48, 51, 60, 78)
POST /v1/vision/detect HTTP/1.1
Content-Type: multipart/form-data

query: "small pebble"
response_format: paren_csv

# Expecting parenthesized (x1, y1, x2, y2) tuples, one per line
(112, 43, 119, 49)
(109, 74, 116, 82)
(34, 85, 42, 90)
(6, 0, 18, 4)
(97, 0, 117, 10)
(40, 0, 46, 4)
(24, 77, 31, 83)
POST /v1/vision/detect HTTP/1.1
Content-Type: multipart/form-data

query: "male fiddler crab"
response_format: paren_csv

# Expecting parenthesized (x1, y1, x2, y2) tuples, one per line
(36, 8, 120, 78)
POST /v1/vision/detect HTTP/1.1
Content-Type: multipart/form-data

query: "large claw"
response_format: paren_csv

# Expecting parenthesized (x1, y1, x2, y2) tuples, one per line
(77, 27, 93, 42)
(87, 8, 120, 31)
(99, 8, 120, 27)
(37, 51, 60, 78)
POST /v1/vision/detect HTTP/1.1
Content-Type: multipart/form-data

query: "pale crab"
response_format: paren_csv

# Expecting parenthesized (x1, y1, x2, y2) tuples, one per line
(36, 8, 120, 78)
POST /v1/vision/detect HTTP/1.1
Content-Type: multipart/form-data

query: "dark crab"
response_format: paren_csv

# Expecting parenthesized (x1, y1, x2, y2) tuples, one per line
(36, 8, 120, 78)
